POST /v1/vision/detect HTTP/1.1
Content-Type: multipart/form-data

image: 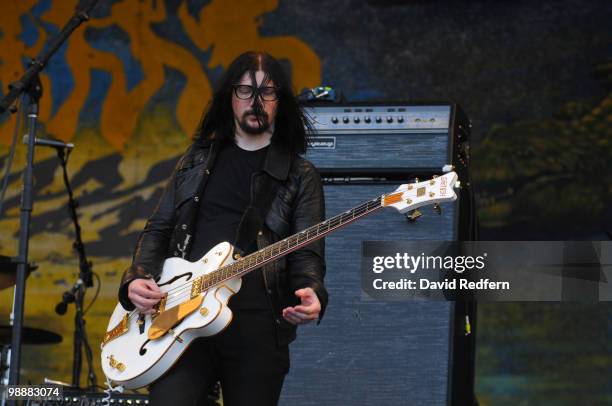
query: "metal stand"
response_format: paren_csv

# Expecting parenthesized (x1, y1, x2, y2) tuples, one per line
(0, 2, 100, 400)
(7, 75, 42, 394)
(54, 148, 97, 389)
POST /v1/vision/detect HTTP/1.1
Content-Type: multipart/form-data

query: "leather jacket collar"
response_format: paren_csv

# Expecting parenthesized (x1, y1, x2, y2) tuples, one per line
(262, 141, 291, 181)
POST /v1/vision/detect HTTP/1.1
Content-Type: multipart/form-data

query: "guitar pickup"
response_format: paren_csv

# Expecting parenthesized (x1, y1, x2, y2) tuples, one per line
(151, 293, 168, 320)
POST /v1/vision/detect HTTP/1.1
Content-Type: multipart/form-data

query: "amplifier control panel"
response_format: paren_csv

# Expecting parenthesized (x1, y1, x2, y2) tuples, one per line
(305, 104, 451, 132)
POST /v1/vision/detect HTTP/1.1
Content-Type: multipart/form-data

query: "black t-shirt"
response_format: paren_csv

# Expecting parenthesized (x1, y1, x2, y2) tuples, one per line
(188, 142, 270, 309)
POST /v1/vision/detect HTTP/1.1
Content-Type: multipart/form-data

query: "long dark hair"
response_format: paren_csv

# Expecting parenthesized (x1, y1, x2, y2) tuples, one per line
(193, 51, 314, 155)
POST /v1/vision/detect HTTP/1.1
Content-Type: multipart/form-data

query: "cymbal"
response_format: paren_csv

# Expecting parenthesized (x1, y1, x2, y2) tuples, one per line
(0, 326, 62, 345)
(0, 255, 36, 290)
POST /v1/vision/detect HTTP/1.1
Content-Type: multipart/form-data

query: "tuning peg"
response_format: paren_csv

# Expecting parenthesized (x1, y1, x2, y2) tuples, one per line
(433, 203, 442, 215)
(406, 209, 422, 223)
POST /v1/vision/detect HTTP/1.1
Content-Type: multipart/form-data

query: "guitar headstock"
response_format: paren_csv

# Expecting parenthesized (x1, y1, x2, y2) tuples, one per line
(382, 172, 459, 213)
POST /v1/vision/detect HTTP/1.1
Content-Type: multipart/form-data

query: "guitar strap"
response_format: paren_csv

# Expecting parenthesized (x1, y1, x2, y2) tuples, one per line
(174, 141, 218, 259)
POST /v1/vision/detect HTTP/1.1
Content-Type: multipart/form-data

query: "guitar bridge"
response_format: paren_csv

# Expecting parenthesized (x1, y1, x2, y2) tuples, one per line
(151, 293, 168, 319)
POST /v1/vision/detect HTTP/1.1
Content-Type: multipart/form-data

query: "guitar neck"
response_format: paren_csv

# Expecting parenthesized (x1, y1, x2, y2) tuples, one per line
(207, 195, 385, 286)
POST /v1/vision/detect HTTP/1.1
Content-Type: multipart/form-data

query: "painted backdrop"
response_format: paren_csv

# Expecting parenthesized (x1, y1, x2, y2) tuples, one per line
(0, 0, 610, 404)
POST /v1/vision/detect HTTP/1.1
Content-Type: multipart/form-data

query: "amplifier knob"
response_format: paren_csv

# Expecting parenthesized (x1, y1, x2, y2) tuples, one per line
(342, 116, 349, 124)
(354, 117, 360, 123)
(364, 116, 371, 123)
(331, 116, 338, 124)
(398, 116, 404, 123)
(375, 116, 382, 123)
(386, 116, 393, 123)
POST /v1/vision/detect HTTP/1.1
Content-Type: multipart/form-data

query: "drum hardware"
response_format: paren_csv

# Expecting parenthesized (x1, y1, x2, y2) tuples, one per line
(0, 326, 62, 346)
(0, 328, 62, 406)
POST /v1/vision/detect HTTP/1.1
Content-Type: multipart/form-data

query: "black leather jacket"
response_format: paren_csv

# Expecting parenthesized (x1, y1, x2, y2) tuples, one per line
(118, 138, 328, 346)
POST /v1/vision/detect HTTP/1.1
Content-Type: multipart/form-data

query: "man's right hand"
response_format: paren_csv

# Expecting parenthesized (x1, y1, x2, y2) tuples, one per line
(128, 279, 164, 314)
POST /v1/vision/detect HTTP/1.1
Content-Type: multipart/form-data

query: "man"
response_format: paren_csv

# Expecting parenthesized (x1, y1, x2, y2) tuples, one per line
(117, 51, 327, 406)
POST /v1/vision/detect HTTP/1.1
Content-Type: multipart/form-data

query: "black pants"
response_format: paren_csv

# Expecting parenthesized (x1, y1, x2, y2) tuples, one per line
(148, 309, 290, 406)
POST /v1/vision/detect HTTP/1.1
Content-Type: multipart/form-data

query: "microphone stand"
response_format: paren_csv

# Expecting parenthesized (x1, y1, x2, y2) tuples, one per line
(0, 0, 100, 397)
(55, 147, 97, 390)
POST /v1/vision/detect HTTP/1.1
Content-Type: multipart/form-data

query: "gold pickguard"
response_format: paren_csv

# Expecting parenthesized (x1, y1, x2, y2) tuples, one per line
(147, 295, 204, 340)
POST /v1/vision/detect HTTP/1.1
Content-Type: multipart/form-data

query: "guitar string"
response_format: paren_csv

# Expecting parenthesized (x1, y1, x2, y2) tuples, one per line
(123, 214, 378, 327)
(123, 196, 385, 324)
(155, 196, 381, 298)
(123, 201, 380, 324)
(145, 198, 384, 313)
(159, 196, 381, 300)
(122, 196, 385, 325)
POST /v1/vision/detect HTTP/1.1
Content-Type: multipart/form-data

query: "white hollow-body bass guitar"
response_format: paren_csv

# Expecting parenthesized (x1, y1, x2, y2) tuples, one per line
(101, 172, 459, 388)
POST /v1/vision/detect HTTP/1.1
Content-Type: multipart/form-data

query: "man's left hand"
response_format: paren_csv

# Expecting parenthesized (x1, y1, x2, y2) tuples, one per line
(282, 287, 321, 325)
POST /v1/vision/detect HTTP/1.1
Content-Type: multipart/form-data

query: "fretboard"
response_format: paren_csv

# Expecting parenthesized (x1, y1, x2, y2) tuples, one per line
(198, 195, 384, 290)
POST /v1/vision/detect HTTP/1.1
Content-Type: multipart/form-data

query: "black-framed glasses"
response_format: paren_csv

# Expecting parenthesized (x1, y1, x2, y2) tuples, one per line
(233, 85, 279, 101)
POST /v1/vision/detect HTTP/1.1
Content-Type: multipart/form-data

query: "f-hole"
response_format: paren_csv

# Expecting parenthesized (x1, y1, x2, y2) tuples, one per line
(157, 272, 193, 287)
(139, 339, 151, 356)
